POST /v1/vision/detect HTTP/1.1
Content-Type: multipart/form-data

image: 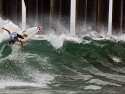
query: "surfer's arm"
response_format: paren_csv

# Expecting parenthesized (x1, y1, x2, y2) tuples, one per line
(17, 39, 24, 50)
(20, 41, 24, 50)
(21, 41, 24, 48)
(2, 27, 11, 34)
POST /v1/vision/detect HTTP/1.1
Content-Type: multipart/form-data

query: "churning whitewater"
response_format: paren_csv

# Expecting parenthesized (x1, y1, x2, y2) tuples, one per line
(0, 21, 125, 94)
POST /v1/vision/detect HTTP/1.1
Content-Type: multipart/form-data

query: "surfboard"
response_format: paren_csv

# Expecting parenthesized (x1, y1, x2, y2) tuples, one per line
(20, 26, 41, 41)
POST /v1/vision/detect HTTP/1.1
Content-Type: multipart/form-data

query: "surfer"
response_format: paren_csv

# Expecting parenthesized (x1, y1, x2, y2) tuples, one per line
(2, 27, 28, 50)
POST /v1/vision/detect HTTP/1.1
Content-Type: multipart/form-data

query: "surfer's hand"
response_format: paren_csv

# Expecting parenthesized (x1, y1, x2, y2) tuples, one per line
(2, 27, 4, 29)
(21, 47, 24, 50)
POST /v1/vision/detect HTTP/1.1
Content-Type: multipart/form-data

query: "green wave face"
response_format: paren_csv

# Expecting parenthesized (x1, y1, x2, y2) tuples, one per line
(0, 36, 125, 94)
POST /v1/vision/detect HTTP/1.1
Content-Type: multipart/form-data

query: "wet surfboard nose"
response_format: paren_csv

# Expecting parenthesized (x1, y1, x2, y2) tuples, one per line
(37, 26, 41, 30)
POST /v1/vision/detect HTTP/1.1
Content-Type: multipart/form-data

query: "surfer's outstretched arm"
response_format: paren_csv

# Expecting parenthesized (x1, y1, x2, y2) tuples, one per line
(2, 27, 10, 34)
(20, 41, 24, 50)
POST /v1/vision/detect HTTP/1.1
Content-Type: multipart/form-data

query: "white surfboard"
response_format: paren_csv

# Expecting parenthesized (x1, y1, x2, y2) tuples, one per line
(20, 26, 41, 41)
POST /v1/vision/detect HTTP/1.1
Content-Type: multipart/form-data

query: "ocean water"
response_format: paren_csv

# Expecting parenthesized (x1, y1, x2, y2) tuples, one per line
(0, 21, 125, 94)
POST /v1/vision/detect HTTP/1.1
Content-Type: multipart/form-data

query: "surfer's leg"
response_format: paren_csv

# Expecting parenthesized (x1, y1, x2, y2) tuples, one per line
(17, 34, 24, 39)
(17, 33, 27, 39)
(22, 33, 28, 38)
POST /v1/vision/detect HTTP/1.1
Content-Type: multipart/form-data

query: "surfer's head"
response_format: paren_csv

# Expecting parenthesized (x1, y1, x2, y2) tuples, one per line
(14, 36, 18, 41)
(12, 33, 18, 41)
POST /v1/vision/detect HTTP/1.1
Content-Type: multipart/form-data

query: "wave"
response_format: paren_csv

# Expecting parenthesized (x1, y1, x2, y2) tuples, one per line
(0, 21, 125, 93)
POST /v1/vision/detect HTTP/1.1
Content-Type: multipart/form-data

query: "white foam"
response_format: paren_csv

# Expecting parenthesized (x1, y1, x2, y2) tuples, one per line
(112, 56, 121, 63)
(32, 34, 82, 49)
(84, 85, 101, 90)
(87, 79, 120, 86)
(31, 31, 125, 50)
(21, 65, 54, 88)
(0, 81, 41, 89)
